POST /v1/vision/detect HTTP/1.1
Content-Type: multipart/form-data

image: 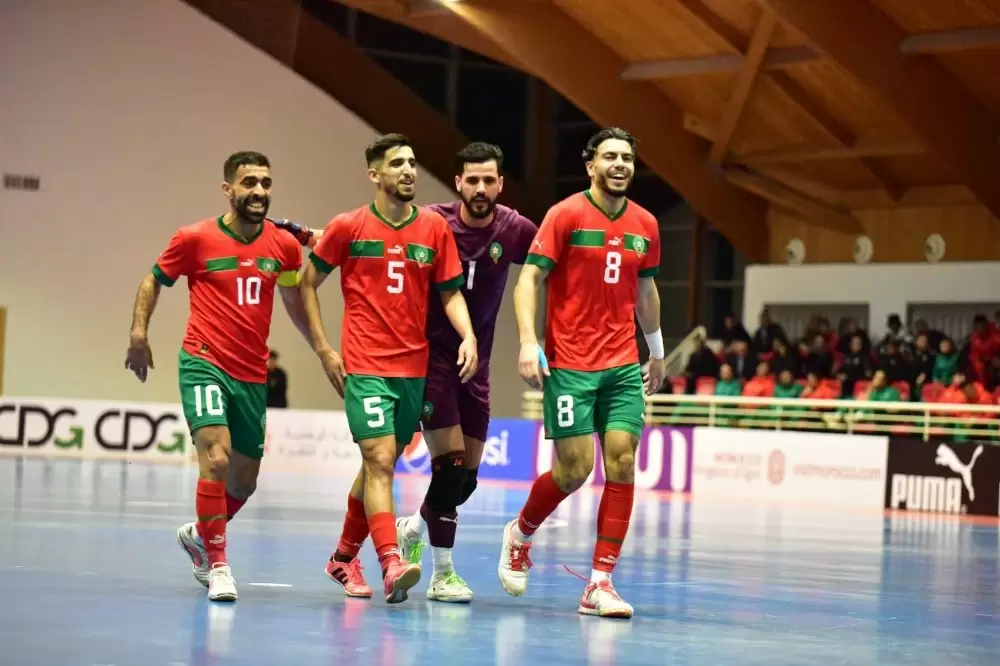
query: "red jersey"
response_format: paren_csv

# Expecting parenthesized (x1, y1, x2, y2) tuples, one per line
(153, 216, 303, 383)
(310, 203, 464, 377)
(526, 191, 660, 371)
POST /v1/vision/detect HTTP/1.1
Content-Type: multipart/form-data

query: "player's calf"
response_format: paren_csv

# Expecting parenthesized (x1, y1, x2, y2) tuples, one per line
(192, 426, 233, 568)
(590, 430, 638, 589)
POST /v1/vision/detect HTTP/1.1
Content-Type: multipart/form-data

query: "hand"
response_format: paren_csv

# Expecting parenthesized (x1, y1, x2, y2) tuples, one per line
(125, 333, 154, 383)
(269, 218, 316, 248)
(456, 335, 479, 383)
(518, 341, 549, 389)
(318, 347, 346, 398)
(644, 357, 666, 395)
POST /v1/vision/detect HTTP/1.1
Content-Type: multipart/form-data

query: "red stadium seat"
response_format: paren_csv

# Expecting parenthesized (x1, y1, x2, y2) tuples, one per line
(696, 377, 716, 395)
(891, 381, 911, 401)
(920, 382, 945, 403)
(853, 380, 871, 399)
(670, 376, 686, 394)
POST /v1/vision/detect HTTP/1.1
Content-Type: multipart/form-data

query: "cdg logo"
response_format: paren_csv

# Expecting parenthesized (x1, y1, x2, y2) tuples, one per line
(533, 427, 691, 492)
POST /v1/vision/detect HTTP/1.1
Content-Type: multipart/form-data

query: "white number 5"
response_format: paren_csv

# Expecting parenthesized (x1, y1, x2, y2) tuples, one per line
(387, 261, 404, 294)
(363, 396, 385, 427)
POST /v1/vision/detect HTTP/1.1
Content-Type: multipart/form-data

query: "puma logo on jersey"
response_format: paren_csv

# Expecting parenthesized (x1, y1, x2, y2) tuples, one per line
(389, 244, 404, 255)
(609, 237, 622, 246)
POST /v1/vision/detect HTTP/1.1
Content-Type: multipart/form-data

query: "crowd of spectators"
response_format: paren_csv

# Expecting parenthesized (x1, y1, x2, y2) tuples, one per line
(672, 309, 1000, 412)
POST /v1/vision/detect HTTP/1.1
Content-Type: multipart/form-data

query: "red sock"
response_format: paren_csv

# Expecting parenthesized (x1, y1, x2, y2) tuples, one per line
(592, 482, 634, 573)
(368, 512, 400, 573)
(195, 479, 228, 566)
(517, 472, 570, 537)
(225, 492, 247, 521)
(334, 495, 370, 562)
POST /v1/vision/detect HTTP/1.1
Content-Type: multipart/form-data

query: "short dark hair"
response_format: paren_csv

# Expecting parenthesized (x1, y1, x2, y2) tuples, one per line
(224, 151, 270, 182)
(366, 133, 411, 167)
(581, 127, 637, 162)
(455, 142, 504, 176)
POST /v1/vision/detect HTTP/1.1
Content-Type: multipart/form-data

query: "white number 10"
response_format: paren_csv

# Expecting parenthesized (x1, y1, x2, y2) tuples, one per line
(236, 276, 261, 305)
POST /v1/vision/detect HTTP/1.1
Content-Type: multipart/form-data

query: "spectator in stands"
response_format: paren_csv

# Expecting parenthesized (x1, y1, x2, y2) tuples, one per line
(879, 314, 912, 355)
(805, 333, 834, 378)
(909, 332, 935, 401)
(967, 314, 1000, 383)
(984, 356, 1000, 392)
(683, 335, 720, 394)
(876, 339, 907, 384)
(913, 319, 944, 353)
(773, 369, 803, 399)
(837, 334, 872, 398)
(725, 339, 757, 381)
(743, 361, 774, 397)
(836, 317, 870, 356)
(862, 369, 900, 402)
(715, 364, 743, 396)
(715, 314, 750, 348)
(770, 337, 804, 378)
(818, 316, 838, 352)
(802, 372, 838, 399)
(932, 337, 960, 385)
(266, 349, 288, 408)
(751, 309, 787, 356)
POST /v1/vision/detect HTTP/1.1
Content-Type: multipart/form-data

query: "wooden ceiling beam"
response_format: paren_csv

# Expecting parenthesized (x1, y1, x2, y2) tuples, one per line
(710, 13, 776, 165)
(439, 1, 770, 260)
(678, 0, 903, 200)
(622, 26, 1000, 81)
(761, 0, 1000, 220)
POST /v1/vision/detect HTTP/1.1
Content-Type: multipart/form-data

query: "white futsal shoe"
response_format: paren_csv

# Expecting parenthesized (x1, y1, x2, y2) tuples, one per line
(177, 522, 210, 588)
(577, 580, 633, 619)
(498, 519, 533, 596)
(426, 569, 474, 603)
(208, 563, 238, 602)
(396, 516, 425, 568)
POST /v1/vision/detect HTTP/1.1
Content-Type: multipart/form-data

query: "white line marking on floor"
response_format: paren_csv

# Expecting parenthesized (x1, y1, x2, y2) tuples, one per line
(248, 582, 292, 587)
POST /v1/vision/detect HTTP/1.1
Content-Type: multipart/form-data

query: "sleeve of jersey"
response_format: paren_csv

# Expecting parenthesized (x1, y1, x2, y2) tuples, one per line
(433, 226, 465, 291)
(638, 225, 661, 278)
(277, 241, 304, 287)
(524, 207, 564, 272)
(308, 221, 344, 274)
(151, 229, 190, 287)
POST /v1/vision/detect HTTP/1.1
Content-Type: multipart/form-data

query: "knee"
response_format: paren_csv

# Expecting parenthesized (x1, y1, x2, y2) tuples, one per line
(456, 467, 478, 506)
(603, 439, 637, 484)
(198, 433, 231, 481)
(226, 477, 257, 501)
(553, 447, 595, 492)
(362, 443, 396, 478)
(426, 451, 467, 512)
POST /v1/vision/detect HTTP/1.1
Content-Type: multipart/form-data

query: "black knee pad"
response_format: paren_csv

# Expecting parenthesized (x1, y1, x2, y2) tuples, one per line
(457, 467, 479, 506)
(424, 451, 467, 513)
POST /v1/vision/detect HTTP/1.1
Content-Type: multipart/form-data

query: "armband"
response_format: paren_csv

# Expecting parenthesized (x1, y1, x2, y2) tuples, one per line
(644, 329, 665, 360)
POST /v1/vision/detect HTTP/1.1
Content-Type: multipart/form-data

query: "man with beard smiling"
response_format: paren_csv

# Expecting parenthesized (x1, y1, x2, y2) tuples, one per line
(497, 127, 665, 619)
(125, 151, 313, 602)
(299, 133, 478, 604)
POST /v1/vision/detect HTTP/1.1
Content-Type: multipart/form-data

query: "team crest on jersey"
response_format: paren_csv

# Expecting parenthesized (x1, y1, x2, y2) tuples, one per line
(489, 241, 503, 263)
(631, 236, 648, 256)
(422, 401, 434, 418)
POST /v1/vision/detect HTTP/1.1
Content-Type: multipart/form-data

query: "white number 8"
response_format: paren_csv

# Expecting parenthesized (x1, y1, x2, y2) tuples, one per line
(556, 394, 574, 427)
(604, 251, 621, 284)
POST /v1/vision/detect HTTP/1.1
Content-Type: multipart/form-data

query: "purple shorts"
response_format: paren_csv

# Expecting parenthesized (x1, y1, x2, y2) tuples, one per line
(421, 342, 491, 442)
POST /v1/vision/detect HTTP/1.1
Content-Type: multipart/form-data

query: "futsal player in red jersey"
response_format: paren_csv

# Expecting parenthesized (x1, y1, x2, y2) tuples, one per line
(125, 151, 312, 602)
(498, 128, 666, 618)
(298, 133, 478, 604)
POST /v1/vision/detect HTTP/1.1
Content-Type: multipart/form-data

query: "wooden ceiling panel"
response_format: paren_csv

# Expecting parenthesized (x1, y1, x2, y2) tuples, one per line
(936, 51, 1000, 116)
(696, 0, 804, 47)
(771, 159, 888, 191)
(776, 61, 920, 140)
(554, 0, 731, 60)
(870, 0, 1000, 32)
(872, 154, 961, 187)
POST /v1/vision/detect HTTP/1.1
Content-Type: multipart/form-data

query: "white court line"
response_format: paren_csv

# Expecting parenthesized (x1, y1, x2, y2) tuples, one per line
(248, 582, 292, 588)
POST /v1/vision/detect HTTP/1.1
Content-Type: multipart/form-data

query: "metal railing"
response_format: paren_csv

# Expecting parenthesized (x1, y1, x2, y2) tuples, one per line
(521, 391, 1000, 442)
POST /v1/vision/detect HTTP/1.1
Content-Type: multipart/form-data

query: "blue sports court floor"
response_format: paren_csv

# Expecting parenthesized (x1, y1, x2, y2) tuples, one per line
(1, 457, 999, 666)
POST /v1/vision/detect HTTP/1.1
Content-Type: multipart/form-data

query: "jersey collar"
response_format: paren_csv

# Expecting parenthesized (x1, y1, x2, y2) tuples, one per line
(583, 189, 628, 222)
(369, 202, 419, 231)
(216, 215, 263, 244)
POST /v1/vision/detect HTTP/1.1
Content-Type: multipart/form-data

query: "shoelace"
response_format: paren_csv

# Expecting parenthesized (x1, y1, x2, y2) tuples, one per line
(441, 571, 469, 588)
(509, 541, 534, 572)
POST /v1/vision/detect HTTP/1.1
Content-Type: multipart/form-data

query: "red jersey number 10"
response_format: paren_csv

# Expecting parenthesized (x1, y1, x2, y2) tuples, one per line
(236, 276, 262, 305)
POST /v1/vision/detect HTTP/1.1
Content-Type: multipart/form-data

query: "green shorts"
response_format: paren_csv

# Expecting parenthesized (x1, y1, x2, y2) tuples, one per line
(177, 350, 268, 459)
(543, 363, 645, 440)
(344, 374, 426, 446)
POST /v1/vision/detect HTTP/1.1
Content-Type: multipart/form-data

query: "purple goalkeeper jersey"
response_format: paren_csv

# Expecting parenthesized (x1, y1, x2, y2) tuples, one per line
(424, 201, 537, 360)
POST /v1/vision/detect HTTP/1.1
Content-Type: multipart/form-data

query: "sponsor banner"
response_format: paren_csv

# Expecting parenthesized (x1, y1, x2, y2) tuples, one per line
(884, 437, 1000, 517)
(395, 418, 537, 481)
(690, 427, 888, 508)
(0, 396, 191, 461)
(261, 408, 361, 473)
(534, 425, 694, 492)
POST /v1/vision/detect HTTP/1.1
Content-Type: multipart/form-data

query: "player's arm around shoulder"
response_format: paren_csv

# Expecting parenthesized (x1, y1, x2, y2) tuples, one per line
(433, 215, 479, 381)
